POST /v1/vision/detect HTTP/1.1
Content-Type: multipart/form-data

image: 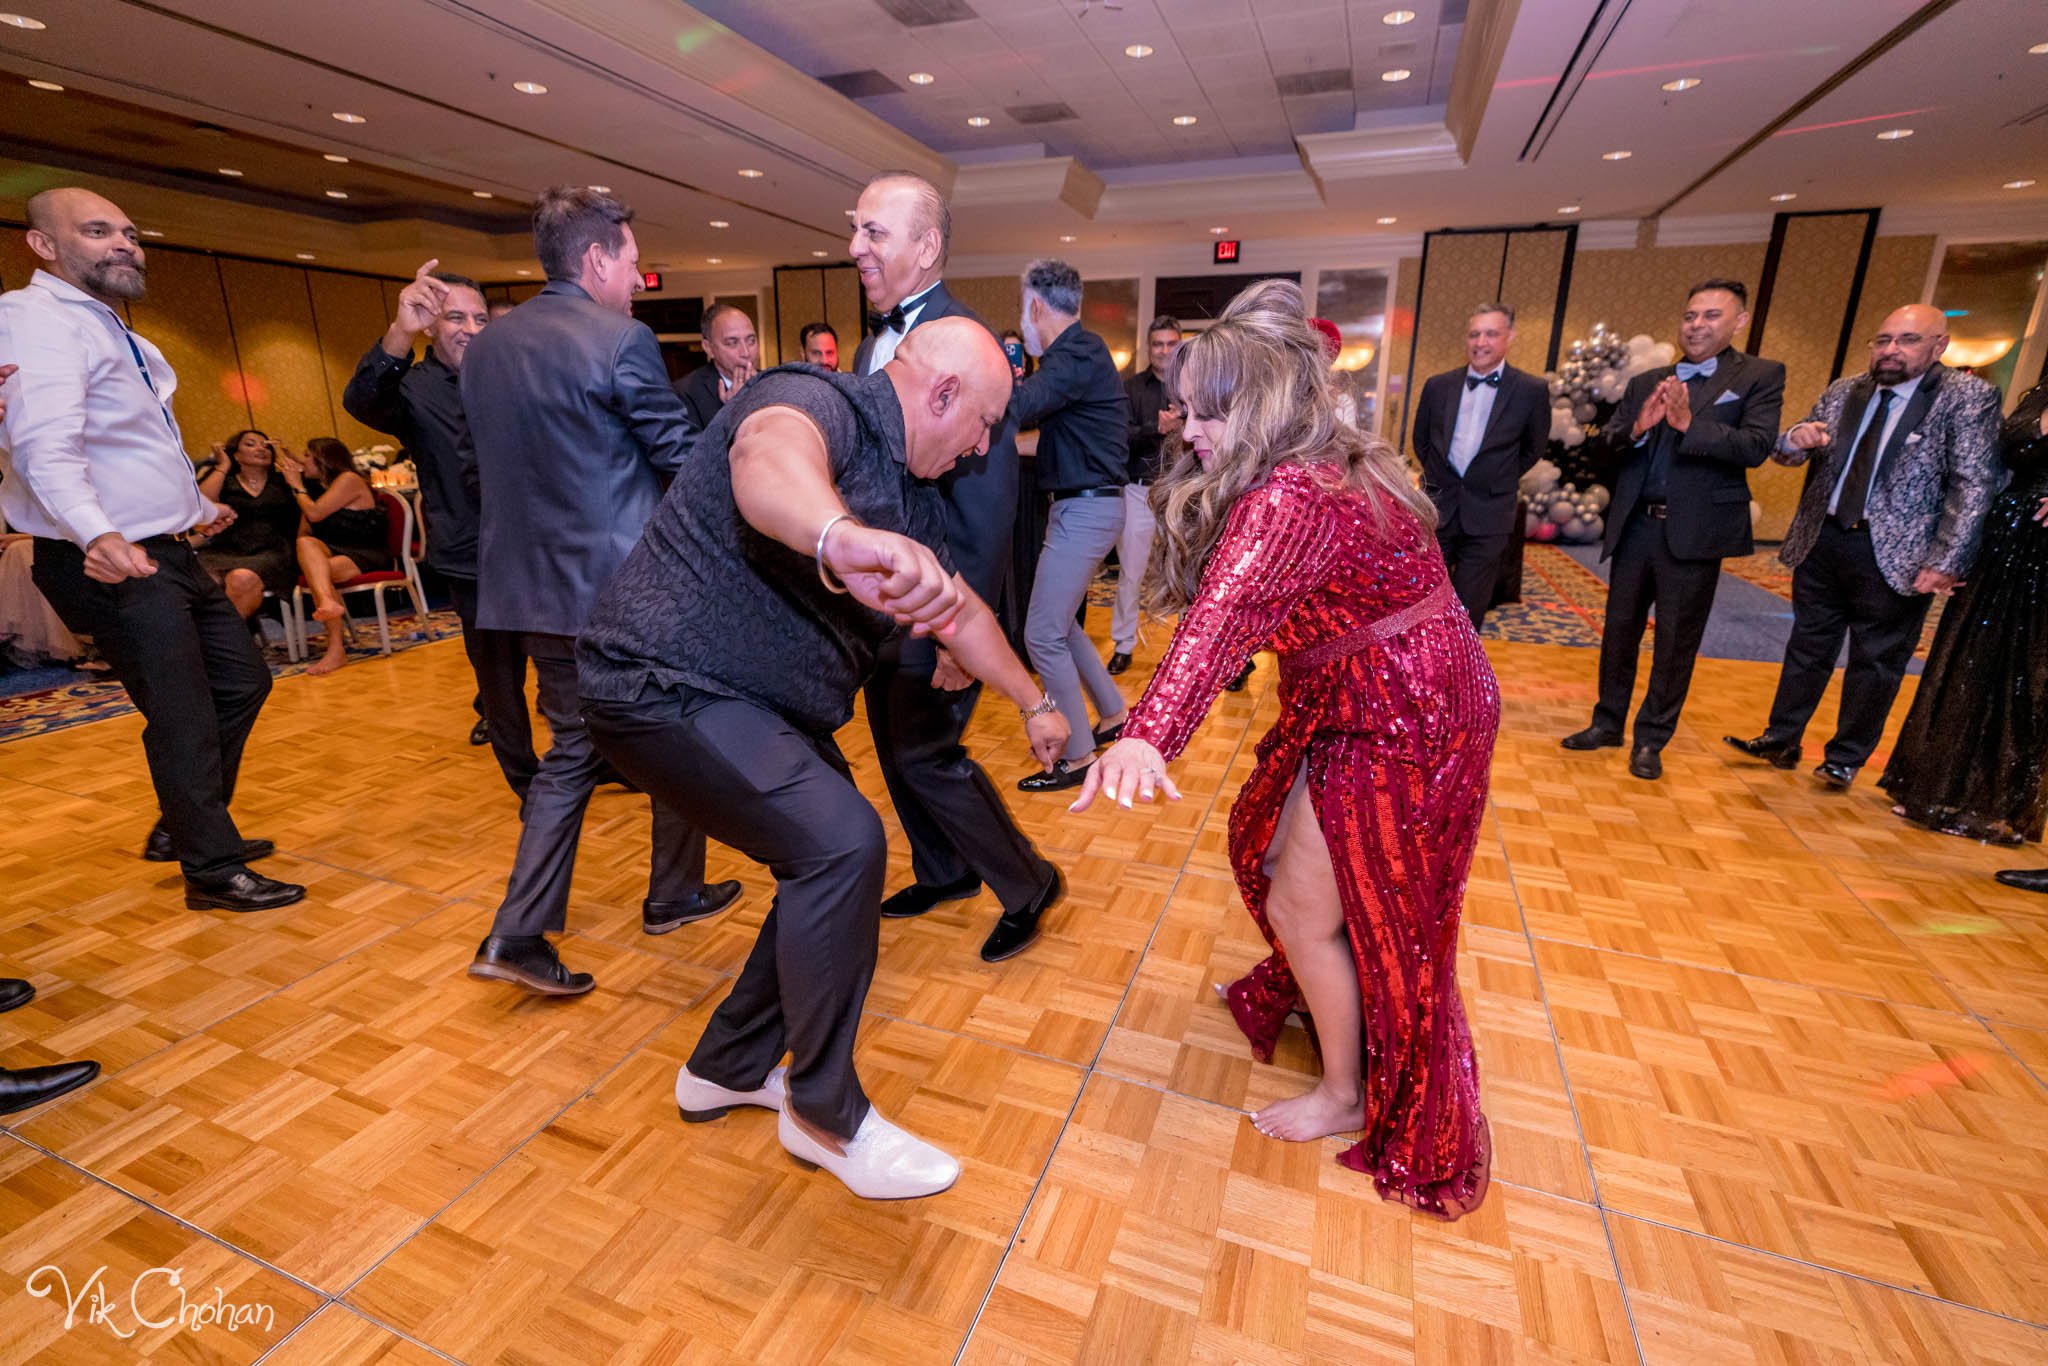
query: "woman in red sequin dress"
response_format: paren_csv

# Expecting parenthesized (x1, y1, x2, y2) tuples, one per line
(1072, 281, 1498, 1218)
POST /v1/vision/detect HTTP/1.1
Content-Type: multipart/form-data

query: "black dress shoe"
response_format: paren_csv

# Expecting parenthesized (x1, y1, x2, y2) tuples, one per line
(1094, 718, 1126, 746)
(0, 1060, 100, 1117)
(1106, 651, 1132, 675)
(1724, 734, 1803, 769)
(1814, 760, 1857, 789)
(1628, 746, 1662, 781)
(980, 867, 1065, 963)
(0, 978, 33, 1013)
(643, 880, 743, 934)
(1995, 868, 2048, 895)
(468, 935, 595, 996)
(880, 876, 983, 920)
(1223, 661, 1255, 692)
(469, 719, 490, 746)
(143, 823, 275, 864)
(184, 870, 306, 912)
(1018, 759, 1092, 793)
(1560, 727, 1623, 751)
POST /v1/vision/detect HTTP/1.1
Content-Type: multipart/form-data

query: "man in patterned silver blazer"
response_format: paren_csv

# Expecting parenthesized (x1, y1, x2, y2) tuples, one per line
(1726, 303, 2003, 788)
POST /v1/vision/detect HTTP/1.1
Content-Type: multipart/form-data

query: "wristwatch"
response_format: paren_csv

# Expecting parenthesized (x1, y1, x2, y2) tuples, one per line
(1020, 693, 1059, 721)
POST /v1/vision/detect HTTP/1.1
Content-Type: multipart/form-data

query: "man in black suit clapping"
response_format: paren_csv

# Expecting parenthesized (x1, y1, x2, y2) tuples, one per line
(1410, 302, 1550, 629)
(1563, 279, 1785, 780)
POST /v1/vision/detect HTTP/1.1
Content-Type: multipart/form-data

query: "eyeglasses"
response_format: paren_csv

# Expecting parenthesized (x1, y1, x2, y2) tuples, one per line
(1869, 334, 1929, 349)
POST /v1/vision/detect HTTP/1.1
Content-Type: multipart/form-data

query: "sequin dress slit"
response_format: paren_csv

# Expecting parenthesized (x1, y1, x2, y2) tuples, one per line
(1121, 462, 1500, 1217)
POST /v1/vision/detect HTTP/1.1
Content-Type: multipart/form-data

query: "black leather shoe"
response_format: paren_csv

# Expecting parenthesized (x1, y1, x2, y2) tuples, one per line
(469, 719, 490, 746)
(643, 880, 743, 935)
(1223, 661, 1255, 692)
(1106, 651, 1132, 675)
(1094, 718, 1126, 746)
(468, 935, 595, 996)
(1815, 760, 1857, 789)
(0, 978, 33, 1013)
(980, 867, 1064, 963)
(0, 1060, 100, 1117)
(1560, 727, 1623, 751)
(1724, 734, 1803, 769)
(880, 876, 982, 920)
(1628, 746, 1662, 781)
(1994, 868, 2048, 895)
(1018, 759, 1092, 793)
(143, 823, 275, 864)
(184, 870, 306, 912)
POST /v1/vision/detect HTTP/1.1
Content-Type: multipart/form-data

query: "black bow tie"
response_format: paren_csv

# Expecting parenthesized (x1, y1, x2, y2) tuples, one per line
(1465, 371, 1501, 390)
(867, 304, 907, 335)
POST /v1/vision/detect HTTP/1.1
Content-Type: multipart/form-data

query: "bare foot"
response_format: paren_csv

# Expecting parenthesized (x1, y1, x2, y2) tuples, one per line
(312, 600, 344, 622)
(1250, 1083, 1364, 1142)
(307, 647, 347, 677)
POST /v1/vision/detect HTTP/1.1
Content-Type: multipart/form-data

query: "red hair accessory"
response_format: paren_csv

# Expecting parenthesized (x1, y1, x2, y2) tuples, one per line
(1307, 317, 1343, 361)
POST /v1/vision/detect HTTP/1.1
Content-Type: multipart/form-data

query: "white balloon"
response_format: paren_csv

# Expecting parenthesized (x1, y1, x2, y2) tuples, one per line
(1520, 458, 1561, 496)
(1561, 424, 1586, 448)
(1628, 334, 1654, 355)
(1649, 341, 1678, 367)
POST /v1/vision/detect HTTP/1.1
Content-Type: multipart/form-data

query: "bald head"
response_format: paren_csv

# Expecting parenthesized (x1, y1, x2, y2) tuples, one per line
(24, 187, 146, 304)
(885, 316, 1013, 479)
(1870, 303, 1949, 385)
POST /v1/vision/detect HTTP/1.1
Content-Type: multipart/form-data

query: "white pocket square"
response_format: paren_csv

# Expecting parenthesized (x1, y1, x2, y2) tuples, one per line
(1905, 432, 1923, 444)
(1714, 389, 1741, 405)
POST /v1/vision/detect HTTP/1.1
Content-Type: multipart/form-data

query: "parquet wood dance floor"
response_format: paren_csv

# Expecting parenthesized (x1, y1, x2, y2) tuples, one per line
(0, 616, 2043, 1363)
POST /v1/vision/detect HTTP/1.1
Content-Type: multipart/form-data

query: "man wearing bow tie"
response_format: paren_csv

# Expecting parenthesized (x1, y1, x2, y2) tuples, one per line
(849, 172, 1062, 964)
(1411, 302, 1550, 628)
(1563, 279, 1784, 781)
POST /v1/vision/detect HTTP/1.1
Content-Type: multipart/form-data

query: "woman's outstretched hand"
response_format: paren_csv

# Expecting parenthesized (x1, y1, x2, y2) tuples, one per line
(1070, 736, 1180, 812)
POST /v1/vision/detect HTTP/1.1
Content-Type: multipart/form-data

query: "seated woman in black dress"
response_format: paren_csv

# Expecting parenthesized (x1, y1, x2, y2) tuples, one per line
(284, 437, 395, 676)
(195, 429, 301, 618)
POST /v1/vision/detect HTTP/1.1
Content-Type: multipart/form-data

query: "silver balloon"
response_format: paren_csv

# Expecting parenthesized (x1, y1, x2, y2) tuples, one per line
(1573, 402, 1597, 422)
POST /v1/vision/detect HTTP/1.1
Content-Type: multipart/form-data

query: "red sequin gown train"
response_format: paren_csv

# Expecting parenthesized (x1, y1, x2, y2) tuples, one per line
(1121, 462, 1500, 1218)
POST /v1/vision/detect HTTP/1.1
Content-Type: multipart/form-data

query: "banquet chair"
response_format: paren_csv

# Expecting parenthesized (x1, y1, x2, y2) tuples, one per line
(288, 491, 429, 658)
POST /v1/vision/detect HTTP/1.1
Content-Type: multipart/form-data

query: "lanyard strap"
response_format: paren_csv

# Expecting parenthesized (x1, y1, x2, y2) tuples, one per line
(121, 328, 177, 434)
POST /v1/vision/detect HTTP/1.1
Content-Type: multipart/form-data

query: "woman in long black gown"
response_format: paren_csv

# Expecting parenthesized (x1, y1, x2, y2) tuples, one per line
(1881, 379, 2048, 845)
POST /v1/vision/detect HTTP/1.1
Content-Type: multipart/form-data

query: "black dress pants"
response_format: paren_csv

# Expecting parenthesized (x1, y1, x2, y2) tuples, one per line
(487, 635, 704, 937)
(1765, 521, 1931, 769)
(864, 635, 1051, 911)
(445, 576, 537, 800)
(1591, 512, 1722, 750)
(32, 536, 271, 879)
(585, 682, 884, 1141)
(1436, 525, 1512, 629)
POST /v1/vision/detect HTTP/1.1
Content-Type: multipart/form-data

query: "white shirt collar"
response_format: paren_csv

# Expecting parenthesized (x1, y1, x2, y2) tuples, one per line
(31, 268, 122, 318)
(1877, 370, 1925, 401)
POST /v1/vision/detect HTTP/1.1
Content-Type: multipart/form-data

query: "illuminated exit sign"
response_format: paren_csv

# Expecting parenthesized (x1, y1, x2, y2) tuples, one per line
(641, 271, 663, 290)
(1213, 240, 1240, 264)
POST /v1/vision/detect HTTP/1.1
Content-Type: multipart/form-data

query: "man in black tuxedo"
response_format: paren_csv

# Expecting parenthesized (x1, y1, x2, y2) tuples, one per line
(1563, 278, 1784, 780)
(460, 187, 739, 996)
(1410, 302, 1549, 628)
(849, 171, 1061, 964)
(674, 303, 758, 430)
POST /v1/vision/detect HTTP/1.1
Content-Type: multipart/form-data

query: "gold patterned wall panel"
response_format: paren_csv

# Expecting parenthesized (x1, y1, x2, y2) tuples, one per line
(122, 252, 249, 457)
(774, 270, 824, 370)
(1388, 256, 1418, 449)
(1561, 242, 1768, 353)
(1411, 233, 1508, 413)
(1499, 230, 1568, 372)
(945, 275, 1023, 337)
(0, 234, 41, 292)
(824, 266, 863, 370)
(307, 271, 398, 451)
(219, 258, 336, 448)
(1846, 234, 1938, 388)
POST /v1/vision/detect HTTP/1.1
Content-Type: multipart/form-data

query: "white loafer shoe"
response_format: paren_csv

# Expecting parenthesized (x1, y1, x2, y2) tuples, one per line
(675, 1064, 787, 1123)
(777, 1105, 960, 1200)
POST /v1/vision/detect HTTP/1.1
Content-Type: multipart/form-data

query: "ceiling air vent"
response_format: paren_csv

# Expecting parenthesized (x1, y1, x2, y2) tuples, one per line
(872, 0, 978, 26)
(1006, 102, 1078, 125)
(820, 69, 905, 99)
(1275, 69, 1353, 97)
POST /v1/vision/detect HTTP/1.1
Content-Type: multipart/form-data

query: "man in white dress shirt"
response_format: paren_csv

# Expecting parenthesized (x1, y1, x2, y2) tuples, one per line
(0, 188, 302, 912)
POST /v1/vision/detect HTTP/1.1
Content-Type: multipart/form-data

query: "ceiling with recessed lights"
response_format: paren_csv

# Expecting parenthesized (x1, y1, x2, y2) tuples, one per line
(0, 0, 2039, 281)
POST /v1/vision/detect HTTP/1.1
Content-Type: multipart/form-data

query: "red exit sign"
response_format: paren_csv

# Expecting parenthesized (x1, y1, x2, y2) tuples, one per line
(641, 271, 663, 291)
(1213, 239, 1240, 264)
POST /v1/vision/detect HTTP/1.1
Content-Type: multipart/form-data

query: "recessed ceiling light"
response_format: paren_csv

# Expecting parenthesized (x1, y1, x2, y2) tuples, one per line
(325, 189, 349, 199)
(1172, 114, 1198, 126)
(140, 228, 164, 237)
(324, 153, 350, 163)
(966, 115, 991, 127)
(1557, 204, 1581, 215)
(1660, 77, 1701, 93)
(1381, 68, 1412, 82)
(516, 268, 533, 276)
(1059, 234, 1076, 242)
(1602, 149, 1632, 160)
(331, 111, 366, 124)
(907, 71, 935, 85)
(812, 249, 830, 257)
(588, 184, 611, 193)
(737, 168, 765, 177)
(707, 257, 723, 264)
(27, 78, 62, 91)
(1875, 128, 1913, 140)
(472, 190, 493, 198)
(513, 80, 547, 95)
(1770, 192, 1798, 202)
(2006, 179, 2039, 190)
(295, 252, 316, 260)
(1209, 225, 1228, 234)
(1125, 44, 1153, 59)
(218, 167, 244, 177)
(0, 14, 48, 30)
(1383, 9, 1416, 25)
(708, 219, 729, 228)
(1376, 216, 1397, 224)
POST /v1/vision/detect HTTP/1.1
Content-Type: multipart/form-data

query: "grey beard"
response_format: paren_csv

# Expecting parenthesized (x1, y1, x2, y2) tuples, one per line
(84, 260, 147, 301)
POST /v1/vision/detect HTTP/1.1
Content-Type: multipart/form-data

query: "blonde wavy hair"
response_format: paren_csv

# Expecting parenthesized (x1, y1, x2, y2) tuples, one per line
(1142, 279, 1436, 616)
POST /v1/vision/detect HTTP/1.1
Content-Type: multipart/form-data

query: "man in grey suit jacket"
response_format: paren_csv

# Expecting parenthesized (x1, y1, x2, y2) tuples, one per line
(849, 172, 1062, 964)
(1727, 303, 2003, 787)
(462, 187, 738, 996)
